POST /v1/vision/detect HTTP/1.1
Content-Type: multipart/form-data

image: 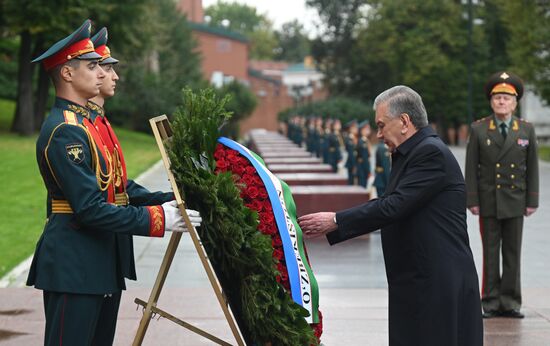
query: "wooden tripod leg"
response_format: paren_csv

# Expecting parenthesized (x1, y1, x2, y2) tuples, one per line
(133, 231, 182, 346)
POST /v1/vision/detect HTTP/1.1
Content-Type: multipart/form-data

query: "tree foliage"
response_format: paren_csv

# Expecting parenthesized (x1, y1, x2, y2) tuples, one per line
(216, 80, 257, 139)
(306, 0, 370, 94)
(204, 1, 277, 60)
(304, 0, 550, 130)
(274, 20, 311, 62)
(0, 0, 203, 134)
(499, 0, 550, 104)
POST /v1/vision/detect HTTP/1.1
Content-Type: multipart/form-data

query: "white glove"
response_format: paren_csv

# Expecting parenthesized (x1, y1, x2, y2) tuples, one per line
(162, 200, 202, 233)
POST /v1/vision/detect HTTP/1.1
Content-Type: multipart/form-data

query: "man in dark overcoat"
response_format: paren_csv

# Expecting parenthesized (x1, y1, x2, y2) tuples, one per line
(299, 85, 483, 346)
(465, 71, 539, 318)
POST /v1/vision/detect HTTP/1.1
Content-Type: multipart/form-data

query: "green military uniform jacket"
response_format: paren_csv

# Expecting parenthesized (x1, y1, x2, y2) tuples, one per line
(465, 115, 539, 219)
(344, 134, 357, 169)
(27, 98, 167, 295)
(327, 131, 343, 170)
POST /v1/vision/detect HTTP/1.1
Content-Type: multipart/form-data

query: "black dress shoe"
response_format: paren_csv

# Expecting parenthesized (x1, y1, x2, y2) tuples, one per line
(502, 310, 524, 318)
(482, 311, 500, 318)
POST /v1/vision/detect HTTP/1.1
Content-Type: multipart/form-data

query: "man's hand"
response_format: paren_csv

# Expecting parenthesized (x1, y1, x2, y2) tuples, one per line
(298, 212, 338, 239)
(468, 206, 480, 215)
(525, 207, 537, 217)
(162, 200, 202, 232)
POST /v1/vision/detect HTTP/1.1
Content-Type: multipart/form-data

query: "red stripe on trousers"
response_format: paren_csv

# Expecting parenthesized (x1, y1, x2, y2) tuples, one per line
(479, 217, 486, 297)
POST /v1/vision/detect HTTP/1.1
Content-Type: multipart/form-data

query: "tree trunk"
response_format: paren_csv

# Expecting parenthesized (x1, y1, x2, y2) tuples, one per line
(11, 30, 35, 135)
(34, 65, 50, 130)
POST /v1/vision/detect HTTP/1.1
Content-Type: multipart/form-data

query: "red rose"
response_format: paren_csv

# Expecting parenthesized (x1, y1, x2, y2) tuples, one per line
(277, 262, 286, 273)
(246, 185, 259, 199)
(253, 175, 263, 186)
(241, 174, 255, 187)
(214, 144, 225, 159)
(272, 236, 283, 248)
(237, 156, 249, 167)
(258, 222, 277, 236)
(245, 166, 257, 175)
(226, 151, 238, 163)
(216, 158, 229, 171)
(258, 188, 269, 201)
(261, 200, 272, 211)
(232, 164, 246, 176)
(273, 248, 284, 261)
(245, 199, 264, 212)
(259, 211, 274, 225)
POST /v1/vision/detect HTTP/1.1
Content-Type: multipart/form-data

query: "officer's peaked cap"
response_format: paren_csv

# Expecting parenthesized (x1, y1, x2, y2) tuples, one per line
(91, 27, 119, 65)
(32, 19, 102, 71)
(485, 71, 524, 100)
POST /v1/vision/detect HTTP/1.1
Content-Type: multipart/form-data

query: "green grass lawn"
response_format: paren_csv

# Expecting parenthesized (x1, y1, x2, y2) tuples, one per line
(538, 145, 550, 162)
(0, 99, 161, 279)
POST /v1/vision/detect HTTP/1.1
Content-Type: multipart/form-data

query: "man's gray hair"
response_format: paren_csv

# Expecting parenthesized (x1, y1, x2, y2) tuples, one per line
(373, 85, 429, 128)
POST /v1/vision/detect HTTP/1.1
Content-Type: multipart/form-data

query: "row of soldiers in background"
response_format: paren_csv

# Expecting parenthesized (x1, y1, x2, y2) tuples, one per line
(286, 115, 391, 196)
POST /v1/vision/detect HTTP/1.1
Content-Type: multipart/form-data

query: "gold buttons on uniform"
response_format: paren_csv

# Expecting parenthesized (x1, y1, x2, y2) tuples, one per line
(496, 163, 501, 168)
(497, 185, 501, 189)
(510, 164, 515, 168)
(511, 185, 515, 189)
(511, 174, 515, 179)
(496, 174, 501, 178)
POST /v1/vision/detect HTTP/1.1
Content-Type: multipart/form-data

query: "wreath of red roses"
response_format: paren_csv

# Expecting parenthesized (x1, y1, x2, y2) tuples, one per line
(214, 143, 323, 341)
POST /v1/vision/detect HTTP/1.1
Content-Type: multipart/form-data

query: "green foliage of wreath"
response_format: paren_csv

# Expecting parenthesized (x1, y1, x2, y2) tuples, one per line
(168, 88, 317, 345)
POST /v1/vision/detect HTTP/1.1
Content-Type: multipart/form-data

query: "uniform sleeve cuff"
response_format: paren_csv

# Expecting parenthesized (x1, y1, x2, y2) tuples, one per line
(146, 205, 165, 237)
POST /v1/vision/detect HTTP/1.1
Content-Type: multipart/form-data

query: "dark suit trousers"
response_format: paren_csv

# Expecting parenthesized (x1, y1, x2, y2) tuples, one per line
(480, 216, 523, 312)
(43, 291, 122, 346)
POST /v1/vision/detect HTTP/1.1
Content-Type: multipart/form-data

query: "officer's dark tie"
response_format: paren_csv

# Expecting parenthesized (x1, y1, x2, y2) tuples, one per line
(500, 123, 507, 140)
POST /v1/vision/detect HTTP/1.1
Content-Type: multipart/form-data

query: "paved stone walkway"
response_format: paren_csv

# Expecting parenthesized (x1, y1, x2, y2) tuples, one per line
(2, 147, 550, 345)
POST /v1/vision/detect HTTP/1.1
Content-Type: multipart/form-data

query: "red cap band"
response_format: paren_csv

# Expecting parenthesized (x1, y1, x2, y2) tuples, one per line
(43, 38, 95, 71)
(94, 44, 111, 61)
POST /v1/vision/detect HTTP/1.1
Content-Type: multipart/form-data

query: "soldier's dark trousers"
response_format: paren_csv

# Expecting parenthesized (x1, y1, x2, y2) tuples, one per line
(480, 216, 523, 313)
(43, 290, 122, 346)
(357, 168, 368, 187)
(347, 168, 355, 184)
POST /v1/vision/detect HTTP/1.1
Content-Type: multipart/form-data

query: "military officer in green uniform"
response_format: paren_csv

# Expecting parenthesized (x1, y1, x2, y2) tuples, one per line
(327, 118, 344, 172)
(314, 117, 324, 158)
(305, 116, 316, 154)
(465, 71, 539, 319)
(27, 20, 201, 346)
(344, 120, 358, 184)
(356, 120, 372, 187)
(373, 139, 391, 197)
(321, 118, 333, 164)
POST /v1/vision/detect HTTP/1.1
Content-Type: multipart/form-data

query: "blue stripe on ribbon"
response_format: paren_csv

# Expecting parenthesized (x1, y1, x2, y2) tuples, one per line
(218, 137, 302, 306)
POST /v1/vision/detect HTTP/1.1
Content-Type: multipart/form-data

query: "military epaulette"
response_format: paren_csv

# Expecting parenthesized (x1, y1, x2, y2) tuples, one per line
(475, 116, 492, 123)
(63, 110, 78, 125)
(67, 103, 91, 119)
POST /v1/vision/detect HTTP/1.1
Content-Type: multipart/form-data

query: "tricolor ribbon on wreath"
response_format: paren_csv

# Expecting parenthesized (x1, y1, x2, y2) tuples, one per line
(216, 137, 321, 325)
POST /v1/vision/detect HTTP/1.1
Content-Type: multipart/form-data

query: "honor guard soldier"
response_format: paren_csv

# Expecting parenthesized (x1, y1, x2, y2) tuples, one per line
(27, 20, 201, 346)
(373, 139, 391, 197)
(321, 118, 333, 164)
(314, 116, 323, 158)
(326, 118, 343, 172)
(343, 119, 358, 184)
(356, 120, 372, 187)
(305, 116, 316, 154)
(89, 28, 200, 295)
(465, 71, 539, 319)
